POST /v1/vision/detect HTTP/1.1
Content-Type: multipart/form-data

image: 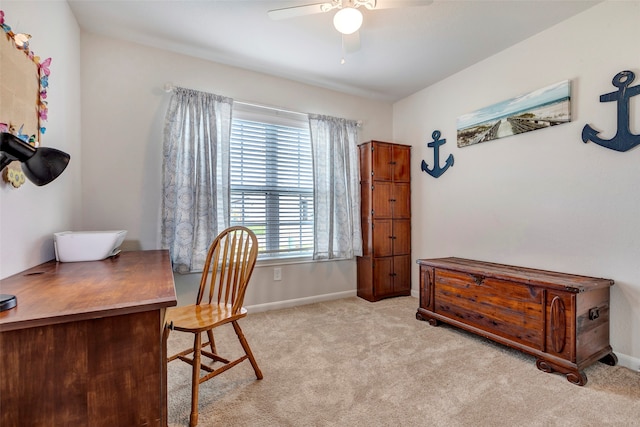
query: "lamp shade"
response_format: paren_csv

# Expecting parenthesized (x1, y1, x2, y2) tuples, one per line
(0, 132, 70, 186)
(333, 7, 363, 35)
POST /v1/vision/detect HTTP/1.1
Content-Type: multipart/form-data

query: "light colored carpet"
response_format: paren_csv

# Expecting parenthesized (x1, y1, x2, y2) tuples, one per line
(166, 296, 640, 426)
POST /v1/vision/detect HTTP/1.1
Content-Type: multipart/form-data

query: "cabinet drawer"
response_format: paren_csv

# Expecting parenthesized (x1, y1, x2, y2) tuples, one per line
(434, 269, 545, 350)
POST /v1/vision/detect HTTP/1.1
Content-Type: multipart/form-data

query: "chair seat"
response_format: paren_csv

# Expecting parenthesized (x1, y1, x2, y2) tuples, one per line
(166, 303, 247, 333)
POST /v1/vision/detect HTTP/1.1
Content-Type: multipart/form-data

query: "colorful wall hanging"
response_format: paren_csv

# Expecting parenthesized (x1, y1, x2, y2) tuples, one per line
(457, 80, 571, 148)
(421, 130, 453, 178)
(582, 70, 640, 152)
(0, 10, 51, 187)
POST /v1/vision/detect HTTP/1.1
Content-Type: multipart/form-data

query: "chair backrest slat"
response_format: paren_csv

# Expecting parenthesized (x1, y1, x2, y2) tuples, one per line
(219, 234, 230, 305)
(224, 231, 238, 306)
(195, 226, 258, 314)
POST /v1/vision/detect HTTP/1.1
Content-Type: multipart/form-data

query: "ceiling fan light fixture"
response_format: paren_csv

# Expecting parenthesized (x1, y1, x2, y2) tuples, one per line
(333, 7, 363, 35)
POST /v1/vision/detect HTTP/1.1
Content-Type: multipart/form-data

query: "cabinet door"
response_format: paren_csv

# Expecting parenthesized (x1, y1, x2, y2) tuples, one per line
(373, 257, 394, 297)
(372, 182, 392, 218)
(392, 182, 411, 219)
(372, 219, 393, 257)
(392, 219, 411, 256)
(373, 182, 410, 219)
(392, 145, 411, 182)
(392, 255, 411, 293)
(372, 143, 393, 181)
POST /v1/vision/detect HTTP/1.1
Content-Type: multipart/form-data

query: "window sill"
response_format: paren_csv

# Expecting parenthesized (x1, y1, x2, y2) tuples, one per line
(255, 256, 354, 268)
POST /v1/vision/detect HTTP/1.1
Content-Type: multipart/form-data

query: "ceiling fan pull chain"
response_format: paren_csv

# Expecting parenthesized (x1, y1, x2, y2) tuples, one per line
(341, 35, 346, 64)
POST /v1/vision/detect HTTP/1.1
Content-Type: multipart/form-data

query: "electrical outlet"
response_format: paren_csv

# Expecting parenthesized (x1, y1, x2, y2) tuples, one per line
(273, 267, 282, 281)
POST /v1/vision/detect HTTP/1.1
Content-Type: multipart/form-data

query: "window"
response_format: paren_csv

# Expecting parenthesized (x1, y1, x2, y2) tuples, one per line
(230, 103, 313, 260)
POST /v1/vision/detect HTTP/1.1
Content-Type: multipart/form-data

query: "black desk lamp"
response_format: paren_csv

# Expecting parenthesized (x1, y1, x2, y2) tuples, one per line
(1, 132, 70, 186)
(0, 132, 71, 311)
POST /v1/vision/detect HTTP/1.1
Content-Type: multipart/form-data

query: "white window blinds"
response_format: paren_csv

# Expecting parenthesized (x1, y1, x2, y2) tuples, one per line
(230, 103, 314, 259)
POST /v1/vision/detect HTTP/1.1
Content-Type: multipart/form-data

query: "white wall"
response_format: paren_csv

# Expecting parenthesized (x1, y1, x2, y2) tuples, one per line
(79, 32, 393, 308)
(394, 1, 640, 369)
(0, 1, 82, 279)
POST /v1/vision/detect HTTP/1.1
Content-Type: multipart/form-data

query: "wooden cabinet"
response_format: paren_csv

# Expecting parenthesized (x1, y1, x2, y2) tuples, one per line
(416, 257, 617, 385)
(357, 141, 411, 302)
(0, 250, 177, 426)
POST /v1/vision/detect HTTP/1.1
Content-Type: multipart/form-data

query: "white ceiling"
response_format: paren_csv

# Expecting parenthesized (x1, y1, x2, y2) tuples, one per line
(67, 0, 601, 102)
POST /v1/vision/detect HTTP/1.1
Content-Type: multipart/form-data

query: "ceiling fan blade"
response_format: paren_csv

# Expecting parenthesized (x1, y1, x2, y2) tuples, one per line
(369, 0, 433, 10)
(343, 31, 361, 54)
(267, 2, 329, 20)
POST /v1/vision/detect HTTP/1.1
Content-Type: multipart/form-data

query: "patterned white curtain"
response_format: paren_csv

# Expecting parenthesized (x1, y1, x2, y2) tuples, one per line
(308, 114, 362, 260)
(161, 87, 232, 273)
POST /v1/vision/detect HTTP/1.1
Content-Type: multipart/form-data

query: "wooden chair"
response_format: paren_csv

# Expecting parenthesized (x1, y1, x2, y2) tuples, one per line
(164, 226, 263, 427)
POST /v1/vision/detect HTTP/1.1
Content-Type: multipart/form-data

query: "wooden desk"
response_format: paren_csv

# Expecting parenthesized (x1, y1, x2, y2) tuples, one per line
(0, 250, 177, 426)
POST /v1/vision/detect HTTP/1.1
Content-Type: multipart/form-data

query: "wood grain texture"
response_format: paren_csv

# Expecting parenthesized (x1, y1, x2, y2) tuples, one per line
(550, 296, 567, 353)
(0, 250, 176, 332)
(0, 250, 177, 426)
(417, 257, 616, 386)
(357, 141, 411, 302)
(434, 269, 544, 350)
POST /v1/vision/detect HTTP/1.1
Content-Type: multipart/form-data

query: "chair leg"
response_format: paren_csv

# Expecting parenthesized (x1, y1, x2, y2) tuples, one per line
(232, 321, 263, 380)
(206, 329, 216, 355)
(190, 332, 202, 427)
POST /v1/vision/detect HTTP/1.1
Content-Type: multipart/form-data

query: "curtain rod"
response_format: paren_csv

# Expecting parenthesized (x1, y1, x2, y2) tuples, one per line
(163, 83, 363, 127)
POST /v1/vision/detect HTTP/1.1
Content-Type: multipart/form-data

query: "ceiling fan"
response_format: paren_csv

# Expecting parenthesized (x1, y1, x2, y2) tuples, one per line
(268, 0, 433, 59)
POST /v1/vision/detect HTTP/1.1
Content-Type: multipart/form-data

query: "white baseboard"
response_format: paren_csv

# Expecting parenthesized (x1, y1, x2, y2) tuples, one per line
(615, 352, 640, 372)
(246, 290, 356, 313)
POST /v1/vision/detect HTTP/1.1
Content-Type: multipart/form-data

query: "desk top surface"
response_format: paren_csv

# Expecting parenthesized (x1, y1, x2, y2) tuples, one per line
(0, 250, 177, 332)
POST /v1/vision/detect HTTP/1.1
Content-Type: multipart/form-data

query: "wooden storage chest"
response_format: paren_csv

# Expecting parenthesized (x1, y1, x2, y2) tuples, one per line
(416, 257, 617, 385)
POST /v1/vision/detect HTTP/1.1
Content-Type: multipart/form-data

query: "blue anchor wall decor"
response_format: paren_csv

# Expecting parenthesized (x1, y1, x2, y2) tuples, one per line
(421, 130, 454, 178)
(582, 70, 640, 152)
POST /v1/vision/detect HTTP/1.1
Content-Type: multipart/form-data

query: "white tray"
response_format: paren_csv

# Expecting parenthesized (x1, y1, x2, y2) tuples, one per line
(54, 230, 127, 262)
